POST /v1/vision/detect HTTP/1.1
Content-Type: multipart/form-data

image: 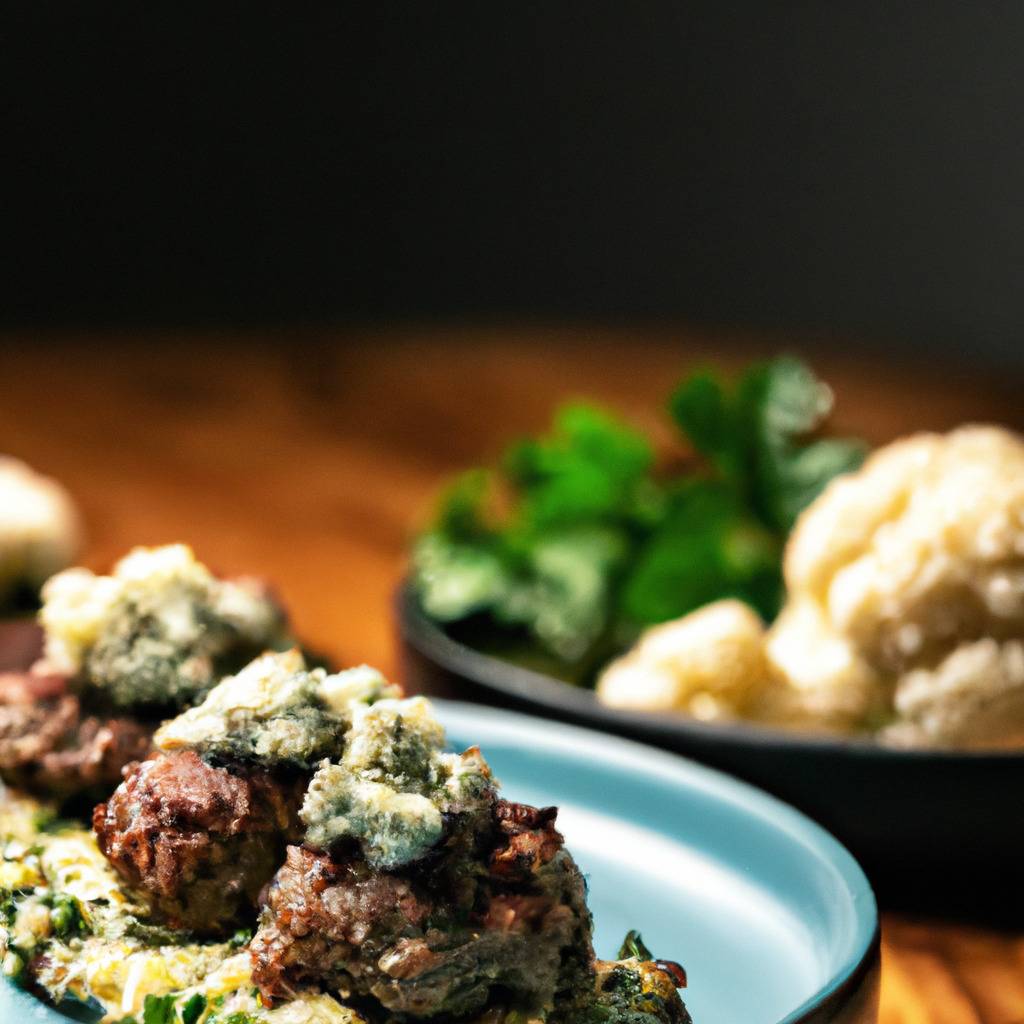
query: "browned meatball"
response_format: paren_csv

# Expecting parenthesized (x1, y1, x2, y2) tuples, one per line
(0, 671, 153, 798)
(93, 750, 303, 934)
(250, 798, 594, 1020)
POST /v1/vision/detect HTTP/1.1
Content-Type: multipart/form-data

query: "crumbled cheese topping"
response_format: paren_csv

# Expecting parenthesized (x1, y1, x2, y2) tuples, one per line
(300, 697, 492, 868)
(155, 650, 400, 767)
(39, 543, 288, 708)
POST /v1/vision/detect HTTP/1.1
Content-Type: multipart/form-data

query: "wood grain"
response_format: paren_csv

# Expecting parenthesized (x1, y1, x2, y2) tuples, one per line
(2, 324, 1021, 1023)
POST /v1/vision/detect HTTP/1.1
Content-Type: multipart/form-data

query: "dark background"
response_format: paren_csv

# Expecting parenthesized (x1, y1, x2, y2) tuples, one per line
(4, 4, 1023, 366)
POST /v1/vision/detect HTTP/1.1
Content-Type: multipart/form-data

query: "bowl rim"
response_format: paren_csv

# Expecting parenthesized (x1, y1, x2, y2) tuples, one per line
(398, 579, 1024, 762)
(435, 698, 881, 1024)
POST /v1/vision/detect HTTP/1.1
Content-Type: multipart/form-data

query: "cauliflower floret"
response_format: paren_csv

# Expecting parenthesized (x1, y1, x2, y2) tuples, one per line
(785, 426, 1024, 673)
(599, 426, 1024, 749)
(596, 600, 769, 720)
(0, 457, 80, 606)
(756, 600, 885, 731)
(766, 424, 1024, 745)
(882, 638, 1024, 749)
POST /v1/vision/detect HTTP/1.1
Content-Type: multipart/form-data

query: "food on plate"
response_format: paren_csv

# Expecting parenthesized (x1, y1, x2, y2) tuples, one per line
(0, 457, 80, 613)
(0, 670, 152, 798)
(0, 642, 691, 1023)
(93, 650, 396, 933)
(93, 749, 304, 935)
(0, 544, 292, 801)
(412, 357, 863, 683)
(40, 543, 289, 711)
(600, 425, 1024, 749)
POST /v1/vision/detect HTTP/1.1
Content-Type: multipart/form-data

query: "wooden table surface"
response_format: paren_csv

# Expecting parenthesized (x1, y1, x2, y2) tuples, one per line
(3, 324, 1023, 1023)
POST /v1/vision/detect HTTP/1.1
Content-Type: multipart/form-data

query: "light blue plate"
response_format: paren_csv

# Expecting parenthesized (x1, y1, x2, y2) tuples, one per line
(1, 701, 879, 1024)
(442, 702, 879, 1024)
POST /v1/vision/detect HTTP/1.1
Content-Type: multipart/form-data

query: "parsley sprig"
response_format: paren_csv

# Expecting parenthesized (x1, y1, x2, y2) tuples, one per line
(412, 357, 864, 680)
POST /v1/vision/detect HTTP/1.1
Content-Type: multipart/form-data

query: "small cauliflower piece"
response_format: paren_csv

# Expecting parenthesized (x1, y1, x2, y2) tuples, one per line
(785, 426, 1024, 673)
(40, 544, 289, 709)
(757, 600, 885, 732)
(596, 600, 769, 720)
(300, 697, 494, 868)
(155, 650, 400, 768)
(0, 457, 79, 608)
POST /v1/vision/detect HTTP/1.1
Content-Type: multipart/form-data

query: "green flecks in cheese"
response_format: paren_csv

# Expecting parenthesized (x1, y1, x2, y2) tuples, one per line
(155, 651, 400, 768)
(302, 766, 444, 869)
(0, 787, 370, 1024)
(300, 698, 493, 869)
(39, 543, 288, 708)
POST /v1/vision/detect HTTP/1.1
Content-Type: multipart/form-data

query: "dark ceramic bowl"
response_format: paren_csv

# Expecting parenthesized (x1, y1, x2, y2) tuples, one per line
(398, 582, 1024, 919)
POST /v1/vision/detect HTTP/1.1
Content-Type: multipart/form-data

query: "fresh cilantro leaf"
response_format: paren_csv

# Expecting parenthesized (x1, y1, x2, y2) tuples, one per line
(414, 357, 863, 676)
(617, 929, 654, 960)
(506, 404, 657, 530)
(142, 993, 177, 1024)
(181, 993, 207, 1024)
(413, 532, 510, 622)
(46, 892, 87, 939)
(736, 356, 865, 531)
(621, 481, 781, 624)
(414, 403, 656, 662)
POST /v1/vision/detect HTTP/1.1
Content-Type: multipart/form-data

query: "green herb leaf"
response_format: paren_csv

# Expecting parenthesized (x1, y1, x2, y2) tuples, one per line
(142, 993, 177, 1024)
(181, 993, 207, 1024)
(414, 357, 863, 675)
(47, 892, 87, 939)
(415, 403, 656, 663)
(621, 481, 782, 624)
(617, 929, 654, 960)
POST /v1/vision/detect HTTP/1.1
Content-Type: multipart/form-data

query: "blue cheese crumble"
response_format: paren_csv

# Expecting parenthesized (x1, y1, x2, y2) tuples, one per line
(39, 544, 290, 708)
(300, 697, 493, 869)
(155, 650, 400, 768)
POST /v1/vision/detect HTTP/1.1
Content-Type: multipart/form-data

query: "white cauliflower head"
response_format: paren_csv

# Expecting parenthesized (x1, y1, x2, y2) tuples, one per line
(0, 457, 80, 606)
(599, 425, 1024, 749)
(774, 424, 1024, 745)
(785, 426, 1024, 673)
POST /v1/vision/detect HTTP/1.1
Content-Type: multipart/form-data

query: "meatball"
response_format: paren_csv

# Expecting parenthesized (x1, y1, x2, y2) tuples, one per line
(93, 750, 303, 934)
(250, 798, 594, 1021)
(0, 670, 153, 798)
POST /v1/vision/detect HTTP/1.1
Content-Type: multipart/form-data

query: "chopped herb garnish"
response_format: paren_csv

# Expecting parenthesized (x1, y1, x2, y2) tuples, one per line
(413, 357, 864, 677)
(617, 929, 653, 960)
(46, 892, 87, 939)
(142, 993, 177, 1024)
(181, 993, 207, 1024)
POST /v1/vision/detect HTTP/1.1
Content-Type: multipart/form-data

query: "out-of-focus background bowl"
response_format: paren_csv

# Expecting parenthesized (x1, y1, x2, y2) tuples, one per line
(399, 583, 1024, 920)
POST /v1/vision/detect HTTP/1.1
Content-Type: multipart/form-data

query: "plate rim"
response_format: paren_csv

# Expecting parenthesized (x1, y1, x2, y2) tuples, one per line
(399, 579, 1024, 763)
(435, 697, 880, 1024)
